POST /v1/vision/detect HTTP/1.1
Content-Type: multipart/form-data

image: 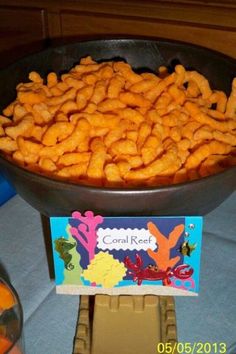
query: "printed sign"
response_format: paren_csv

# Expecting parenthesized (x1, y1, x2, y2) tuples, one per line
(50, 211, 202, 296)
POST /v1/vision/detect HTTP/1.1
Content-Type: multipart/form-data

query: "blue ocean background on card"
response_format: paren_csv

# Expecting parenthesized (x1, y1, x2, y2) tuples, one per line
(50, 212, 202, 295)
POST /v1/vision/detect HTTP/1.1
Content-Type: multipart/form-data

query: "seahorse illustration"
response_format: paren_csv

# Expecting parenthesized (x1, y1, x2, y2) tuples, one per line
(54, 237, 76, 270)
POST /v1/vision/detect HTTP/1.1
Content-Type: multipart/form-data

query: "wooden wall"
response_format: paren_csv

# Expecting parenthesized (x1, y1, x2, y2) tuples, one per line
(0, 0, 236, 67)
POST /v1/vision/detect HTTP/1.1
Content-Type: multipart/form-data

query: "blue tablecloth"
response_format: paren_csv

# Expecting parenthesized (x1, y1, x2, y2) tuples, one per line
(0, 193, 236, 353)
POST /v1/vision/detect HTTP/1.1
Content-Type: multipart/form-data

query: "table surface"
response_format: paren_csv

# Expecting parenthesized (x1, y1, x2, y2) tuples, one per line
(0, 193, 236, 354)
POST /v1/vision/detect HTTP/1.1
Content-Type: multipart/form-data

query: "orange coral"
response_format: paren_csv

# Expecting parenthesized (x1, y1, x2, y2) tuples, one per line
(147, 222, 184, 271)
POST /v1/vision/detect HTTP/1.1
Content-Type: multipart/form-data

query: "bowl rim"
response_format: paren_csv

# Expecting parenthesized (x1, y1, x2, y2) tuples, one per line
(1, 36, 236, 72)
(0, 37, 236, 194)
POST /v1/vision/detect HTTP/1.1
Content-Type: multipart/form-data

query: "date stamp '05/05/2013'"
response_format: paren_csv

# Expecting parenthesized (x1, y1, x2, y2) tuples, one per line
(156, 342, 228, 354)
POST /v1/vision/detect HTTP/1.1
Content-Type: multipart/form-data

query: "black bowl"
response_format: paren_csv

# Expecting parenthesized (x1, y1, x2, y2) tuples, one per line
(0, 38, 236, 216)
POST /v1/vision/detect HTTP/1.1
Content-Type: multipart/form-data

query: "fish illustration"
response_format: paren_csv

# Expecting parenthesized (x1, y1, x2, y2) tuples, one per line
(179, 241, 197, 257)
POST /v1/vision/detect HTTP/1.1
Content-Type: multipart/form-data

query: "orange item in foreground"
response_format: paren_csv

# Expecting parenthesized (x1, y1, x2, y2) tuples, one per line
(0, 335, 22, 354)
(0, 284, 16, 312)
(0, 335, 12, 354)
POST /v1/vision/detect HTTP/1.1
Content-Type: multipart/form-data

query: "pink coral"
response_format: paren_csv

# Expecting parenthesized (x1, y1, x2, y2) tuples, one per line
(70, 211, 104, 261)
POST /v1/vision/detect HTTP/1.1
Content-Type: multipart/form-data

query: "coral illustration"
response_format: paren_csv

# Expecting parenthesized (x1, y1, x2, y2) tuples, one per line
(147, 222, 184, 271)
(82, 251, 127, 288)
(70, 211, 104, 261)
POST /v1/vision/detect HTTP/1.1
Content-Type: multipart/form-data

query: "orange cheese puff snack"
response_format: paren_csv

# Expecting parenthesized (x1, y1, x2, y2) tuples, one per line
(29, 71, 43, 84)
(74, 62, 101, 74)
(3, 101, 16, 117)
(82, 73, 98, 86)
(185, 101, 236, 132)
(79, 55, 97, 65)
(151, 122, 164, 140)
(147, 110, 162, 124)
(207, 109, 225, 120)
(118, 108, 145, 125)
(162, 112, 181, 127)
(85, 113, 120, 129)
(146, 73, 176, 102)
(57, 162, 88, 178)
(13, 104, 28, 122)
(181, 121, 202, 140)
(209, 90, 227, 113)
(84, 102, 97, 114)
(42, 122, 74, 146)
(173, 168, 188, 184)
(185, 140, 232, 169)
(17, 89, 46, 105)
(178, 149, 190, 164)
(47, 72, 58, 88)
(109, 139, 138, 157)
(198, 155, 226, 177)
(113, 61, 142, 84)
(175, 65, 186, 86)
(186, 80, 200, 98)
(125, 148, 177, 181)
(141, 135, 162, 165)
(47, 87, 76, 106)
(0, 115, 12, 126)
(5, 115, 34, 140)
(55, 113, 69, 122)
(212, 130, 236, 146)
(135, 122, 151, 150)
(185, 71, 212, 99)
(39, 158, 57, 172)
(104, 163, 123, 184)
(177, 138, 190, 151)
(193, 125, 213, 141)
(39, 119, 90, 158)
(129, 79, 157, 93)
(0, 117, 11, 136)
(104, 127, 125, 147)
(170, 126, 182, 142)
(158, 66, 169, 79)
(64, 76, 84, 90)
(115, 154, 143, 169)
(168, 84, 186, 105)
(90, 80, 107, 104)
(32, 103, 52, 124)
(158, 157, 182, 176)
(60, 100, 78, 114)
(187, 169, 200, 181)
(12, 150, 25, 165)
(58, 152, 91, 166)
(225, 78, 236, 118)
(97, 98, 126, 112)
(126, 130, 138, 142)
(87, 147, 107, 180)
(107, 75, 125, 98)
(120, 92, 151, 108)
(90, 127, 109, 138)
(97, 64, 114, 80)
(17, 136, 42, 157)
